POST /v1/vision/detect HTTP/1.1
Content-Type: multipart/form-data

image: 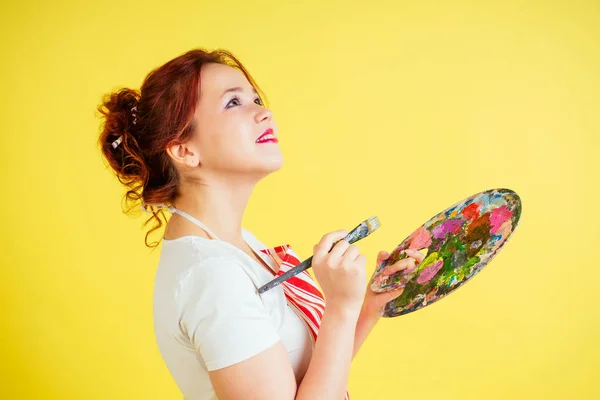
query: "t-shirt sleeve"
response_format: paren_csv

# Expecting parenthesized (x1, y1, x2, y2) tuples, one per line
(177, 257, 280, 371)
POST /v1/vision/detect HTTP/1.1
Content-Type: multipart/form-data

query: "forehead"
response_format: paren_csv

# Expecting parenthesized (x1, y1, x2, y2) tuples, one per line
(198, 63, 253, 97)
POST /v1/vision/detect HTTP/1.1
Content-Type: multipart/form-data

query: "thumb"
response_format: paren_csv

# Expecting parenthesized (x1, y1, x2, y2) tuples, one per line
(380, 287, 404, 303)
(376, 250, 390, 264)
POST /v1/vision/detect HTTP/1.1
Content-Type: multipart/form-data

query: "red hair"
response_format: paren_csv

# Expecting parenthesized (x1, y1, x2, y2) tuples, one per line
(97, 48, 266, 248)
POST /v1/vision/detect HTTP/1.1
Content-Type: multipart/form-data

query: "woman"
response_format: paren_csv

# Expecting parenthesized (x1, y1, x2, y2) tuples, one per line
(97, 48, 423, 400)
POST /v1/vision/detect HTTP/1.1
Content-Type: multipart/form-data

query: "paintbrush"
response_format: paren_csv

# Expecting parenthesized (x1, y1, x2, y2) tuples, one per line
(257, 216, 381, 294)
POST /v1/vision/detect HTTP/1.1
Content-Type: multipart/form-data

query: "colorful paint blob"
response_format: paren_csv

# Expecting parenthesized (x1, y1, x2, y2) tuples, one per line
(369, 188, 522, 317)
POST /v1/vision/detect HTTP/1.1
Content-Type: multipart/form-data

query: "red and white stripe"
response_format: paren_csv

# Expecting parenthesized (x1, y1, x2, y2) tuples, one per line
(261, 245, 351, 400)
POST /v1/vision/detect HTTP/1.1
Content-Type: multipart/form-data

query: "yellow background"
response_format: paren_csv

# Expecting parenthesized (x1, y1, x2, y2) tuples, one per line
(1, 0, 598, 398)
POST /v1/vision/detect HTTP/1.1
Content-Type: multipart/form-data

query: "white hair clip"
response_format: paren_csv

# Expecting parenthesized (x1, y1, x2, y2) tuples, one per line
(111, 135, 123, 149)
(131, 105, 138, 125)
(111, 105, 138, 150)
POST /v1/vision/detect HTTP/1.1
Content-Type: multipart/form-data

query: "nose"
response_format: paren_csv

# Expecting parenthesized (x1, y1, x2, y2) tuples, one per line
(254, 106, 272, 123)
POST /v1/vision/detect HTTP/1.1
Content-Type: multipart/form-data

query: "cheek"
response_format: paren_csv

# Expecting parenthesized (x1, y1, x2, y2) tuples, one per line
(221, 116, 255, 149)
(209, 126, 256, 162)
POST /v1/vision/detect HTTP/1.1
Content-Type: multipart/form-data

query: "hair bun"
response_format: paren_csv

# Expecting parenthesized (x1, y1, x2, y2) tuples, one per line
(97, 88, 145, 182)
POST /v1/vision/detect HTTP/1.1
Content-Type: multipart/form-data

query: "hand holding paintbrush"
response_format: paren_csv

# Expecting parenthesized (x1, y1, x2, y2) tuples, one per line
(257, 217, 381, 294)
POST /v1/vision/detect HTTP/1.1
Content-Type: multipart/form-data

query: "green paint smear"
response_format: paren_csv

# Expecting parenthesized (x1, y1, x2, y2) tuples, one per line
(415, 251, 439, 273)
(389, 234, 481, 311)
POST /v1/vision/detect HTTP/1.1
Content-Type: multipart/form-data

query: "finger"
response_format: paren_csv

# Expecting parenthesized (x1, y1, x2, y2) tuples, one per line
(340, 245, 360, 266)
(328, 239, 351, 261)
(315, 230, 348, 257)
(404, 249, 425, 263)
(381, 258, 416, 277)
(380, 287, 405, 303)
(354, 254, 367, 270)
(376, 250, 390, 264)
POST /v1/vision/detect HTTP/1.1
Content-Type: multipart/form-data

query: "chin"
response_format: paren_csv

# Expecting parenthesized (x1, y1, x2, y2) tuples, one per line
(262, 153, 284, 173)
(241, 151, 284, 177)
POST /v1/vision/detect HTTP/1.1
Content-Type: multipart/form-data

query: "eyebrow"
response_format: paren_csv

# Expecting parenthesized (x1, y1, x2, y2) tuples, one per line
(221, 86, 258, 98)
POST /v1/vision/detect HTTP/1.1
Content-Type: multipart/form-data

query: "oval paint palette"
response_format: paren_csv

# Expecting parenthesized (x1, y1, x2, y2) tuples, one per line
(370, 188, 522, 318)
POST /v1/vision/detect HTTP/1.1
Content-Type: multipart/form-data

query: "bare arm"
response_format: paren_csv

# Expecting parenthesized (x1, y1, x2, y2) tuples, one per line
(208, 341, 297, 400)
(295, 304, 359, 399)
(351, 249, 426, 359)
(352, 306, 379, 359)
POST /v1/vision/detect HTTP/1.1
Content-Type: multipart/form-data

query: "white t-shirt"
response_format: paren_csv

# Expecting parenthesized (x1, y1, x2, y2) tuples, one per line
(152, 228, 314, 400)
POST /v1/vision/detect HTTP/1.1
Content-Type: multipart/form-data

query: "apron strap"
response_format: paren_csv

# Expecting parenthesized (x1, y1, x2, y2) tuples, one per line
(141, 202, 220, 240)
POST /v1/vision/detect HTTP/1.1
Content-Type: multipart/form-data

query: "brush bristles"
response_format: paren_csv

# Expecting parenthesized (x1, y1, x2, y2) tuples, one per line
(366, 216, 380, 232)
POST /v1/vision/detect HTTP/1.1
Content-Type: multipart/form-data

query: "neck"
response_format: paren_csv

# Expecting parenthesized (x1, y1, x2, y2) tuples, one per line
(174, 177, 256, 243)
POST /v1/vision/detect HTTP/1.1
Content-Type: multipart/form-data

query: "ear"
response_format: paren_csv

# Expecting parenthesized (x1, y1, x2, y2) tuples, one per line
(166, 141, 202, 168)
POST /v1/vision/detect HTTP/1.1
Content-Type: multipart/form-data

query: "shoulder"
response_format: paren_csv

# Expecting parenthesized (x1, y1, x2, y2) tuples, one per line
(160, 235, 269, 298)
(162, 236, 237, 259)
(159, 237, 249, 278)
(177, 256, 254, 298)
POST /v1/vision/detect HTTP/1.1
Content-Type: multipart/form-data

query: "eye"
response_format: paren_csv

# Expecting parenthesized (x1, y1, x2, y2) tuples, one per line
(254, 97, 263, 106)
(225, 96, 241, 109)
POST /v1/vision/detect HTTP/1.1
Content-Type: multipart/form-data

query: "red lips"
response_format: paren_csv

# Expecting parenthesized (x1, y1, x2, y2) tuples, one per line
(256, 128, 278, 143)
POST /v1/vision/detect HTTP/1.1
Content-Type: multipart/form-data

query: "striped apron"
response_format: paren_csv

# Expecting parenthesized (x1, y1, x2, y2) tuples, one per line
(260, 245, 351, 400)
